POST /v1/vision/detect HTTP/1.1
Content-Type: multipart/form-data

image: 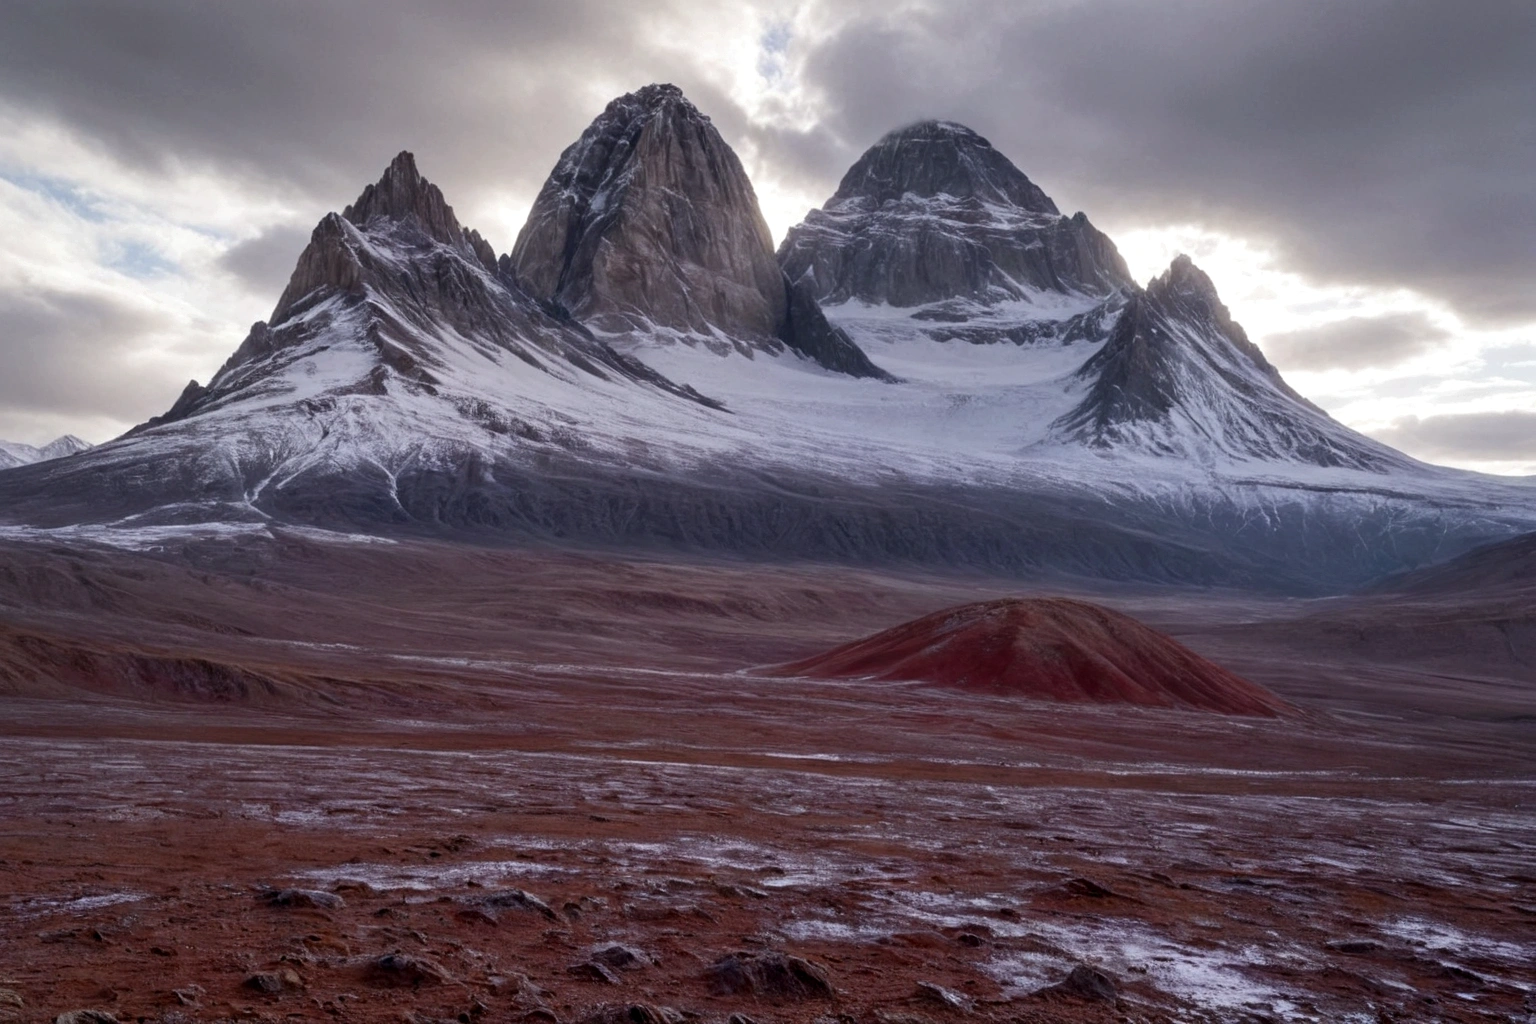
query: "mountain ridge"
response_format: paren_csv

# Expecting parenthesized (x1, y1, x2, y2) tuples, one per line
(0, 84, 1531, 593)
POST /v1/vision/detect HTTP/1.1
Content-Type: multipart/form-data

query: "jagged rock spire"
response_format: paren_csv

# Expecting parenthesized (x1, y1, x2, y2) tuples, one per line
(510, 84, 784, 338)
(510, 84, 889, 378)
(270, 152, 498, 324)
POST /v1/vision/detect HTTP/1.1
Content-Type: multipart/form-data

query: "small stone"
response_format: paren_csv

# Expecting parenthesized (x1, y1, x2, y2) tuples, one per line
(1061, 877, 1115, 898)
(1039, 965, 1117, 1002)
(483, 888, 557, 920)
(456, 906, 500, 927)
(704, 951, 834, 1001)
(567, 961, 622, 985)
(364, 953, 449, 988)
(591, 944, 649, 970)
(244, 974, 284, 995)
(1326, 938, 1382, 954)
(261, 888, 345, 910)
(916, 981, 972, 1011)
(54, 1012, 118, 1024)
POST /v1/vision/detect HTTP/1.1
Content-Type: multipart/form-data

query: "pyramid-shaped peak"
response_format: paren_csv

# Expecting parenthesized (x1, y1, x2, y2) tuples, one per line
(342, 150, 467, 248)
(1147, 255, 1228, 313)
(832, 119, 1058, 213)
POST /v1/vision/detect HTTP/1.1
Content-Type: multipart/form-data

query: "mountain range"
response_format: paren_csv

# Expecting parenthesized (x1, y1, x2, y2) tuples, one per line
(0, 435, 91, 471)
(0, 83, 1531, 592)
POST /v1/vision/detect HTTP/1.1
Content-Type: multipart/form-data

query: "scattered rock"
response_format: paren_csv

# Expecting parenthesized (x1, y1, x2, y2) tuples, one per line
(171, 986, 203, 1007)
(1442, 965, 1484, 988)
(1326, 938, 1383, 954)
(54, 1012, 118, 1024)
(568, 961, 622, 985)
(954, 933, 984, 948)
(591, 944, 650, 971)
(705, 951, 834, 1001)
(1038, 965, 1117, 1002)
(261, 888, 345, 910)
(1061, 877, 1116, 899)
(916, 981, 972, 1011)
(364, 953, 450, 988)
(484, 888, 557, 920)
(456, 906, 500, 927)
(726, 1015, 758, 1024)
(243, 969, 303, 994)
(578, 1005, 683, 1024)
(0, 990, 21, 1023)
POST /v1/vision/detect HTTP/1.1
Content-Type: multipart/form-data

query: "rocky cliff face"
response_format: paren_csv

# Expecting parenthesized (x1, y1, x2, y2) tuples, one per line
(1052, 256, 1401, 469)
(779, 121, 1133, 310)
(511, 84, 888, 379)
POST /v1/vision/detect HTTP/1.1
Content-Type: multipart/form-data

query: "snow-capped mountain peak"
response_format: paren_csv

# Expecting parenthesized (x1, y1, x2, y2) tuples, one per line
(779, 121, 1131, 309)
(0, 435, 91, 471)
(1051, 254, 1403, 469)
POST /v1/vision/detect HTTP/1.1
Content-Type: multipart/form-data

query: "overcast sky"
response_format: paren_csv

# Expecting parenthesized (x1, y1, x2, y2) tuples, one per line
(0, 0, 1531, 473)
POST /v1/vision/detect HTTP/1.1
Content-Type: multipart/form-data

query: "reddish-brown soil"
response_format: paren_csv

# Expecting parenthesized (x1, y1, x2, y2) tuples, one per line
(767, 598, 1290, 716)
(0, 531, 1532, 1024)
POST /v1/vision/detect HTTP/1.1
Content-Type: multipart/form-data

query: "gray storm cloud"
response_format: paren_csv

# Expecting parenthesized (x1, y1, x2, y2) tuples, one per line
(1375, 412, 1536, 465)
(1262, 313, 1450, 372)
(2, 1, 1531, 319)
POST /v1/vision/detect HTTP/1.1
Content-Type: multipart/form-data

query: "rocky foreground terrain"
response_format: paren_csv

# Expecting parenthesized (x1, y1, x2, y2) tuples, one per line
(0, 531, 1532, 1024)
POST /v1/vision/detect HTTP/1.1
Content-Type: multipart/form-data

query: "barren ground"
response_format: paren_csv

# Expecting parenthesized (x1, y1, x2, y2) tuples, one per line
(0, 531, 1532, 1024)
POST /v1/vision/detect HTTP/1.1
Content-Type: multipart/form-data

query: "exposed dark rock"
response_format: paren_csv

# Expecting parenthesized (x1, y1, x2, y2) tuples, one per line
(779, 275, 894, 380)
(578, 1005, 683, 1024)
(1038, 964, 1117, 1002)
(1061, 877, 1117, 898)
(915, 981, 973, 1010)
(1327, 938, 1383, 954)
(779, 120, 1132, 307)
(512, 84, 884, 378)
(364, 952, 450, 988)
(261, 887, 344, 909)
(567, 961, 622, 985)
(590, 943, 650, 970)
(53, 1013, 118, 1024)
(484, 888, 558, 920)
(704, 951, 834, 1000)
(243, 969, 303, 993)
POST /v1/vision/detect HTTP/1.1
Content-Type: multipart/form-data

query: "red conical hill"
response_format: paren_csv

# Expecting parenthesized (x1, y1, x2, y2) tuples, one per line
(771, 598, 1289, 717)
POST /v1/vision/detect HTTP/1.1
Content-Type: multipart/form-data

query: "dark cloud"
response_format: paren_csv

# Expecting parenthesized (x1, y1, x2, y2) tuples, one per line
(0, 0, 746, 252)
(0, 289, 183, 420)
(2, 2, 1532, 326)
(1373, 411, 1536, 464)
(1262, 313, 1449, 371)
(218, 224, 314, 302)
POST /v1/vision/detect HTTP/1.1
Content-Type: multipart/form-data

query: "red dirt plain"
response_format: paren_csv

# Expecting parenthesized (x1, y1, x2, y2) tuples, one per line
(0, 530, 1533, 1024)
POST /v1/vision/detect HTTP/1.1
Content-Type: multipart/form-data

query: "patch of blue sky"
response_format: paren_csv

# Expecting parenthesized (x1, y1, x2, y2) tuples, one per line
(106, 239, 178, 279)
(0, 168, 110, 223)
(758, 20, 792, 87)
